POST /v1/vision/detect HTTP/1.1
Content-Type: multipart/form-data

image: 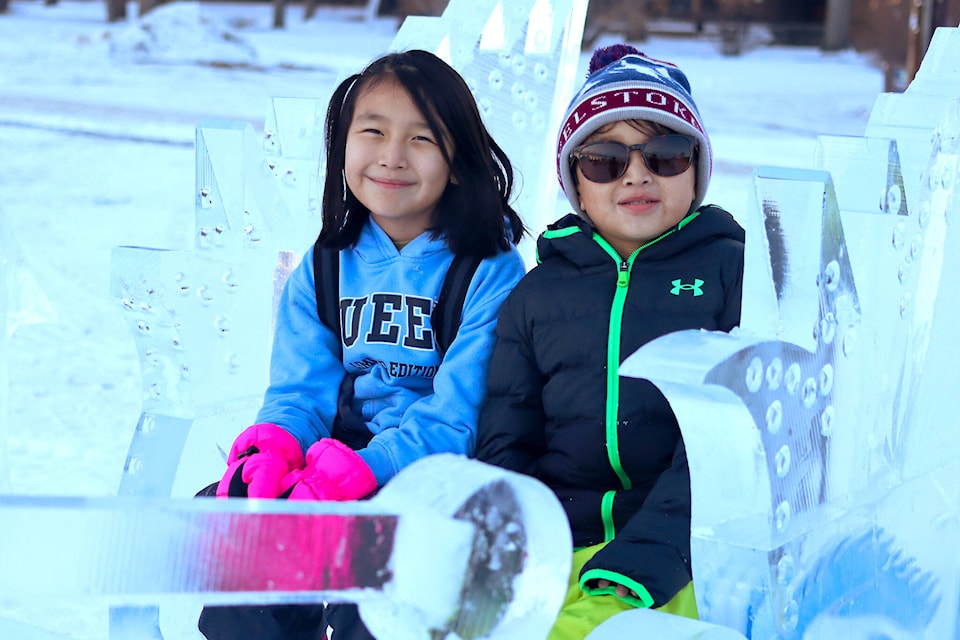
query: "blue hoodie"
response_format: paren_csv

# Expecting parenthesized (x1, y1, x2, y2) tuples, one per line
(257, 218, 526, 486)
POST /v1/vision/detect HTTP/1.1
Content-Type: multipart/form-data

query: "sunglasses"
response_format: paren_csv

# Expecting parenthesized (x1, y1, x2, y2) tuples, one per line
(571, 134, 698, 183)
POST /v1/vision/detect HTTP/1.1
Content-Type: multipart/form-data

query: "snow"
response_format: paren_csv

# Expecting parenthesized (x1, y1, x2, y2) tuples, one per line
(0, 0, 885, 637)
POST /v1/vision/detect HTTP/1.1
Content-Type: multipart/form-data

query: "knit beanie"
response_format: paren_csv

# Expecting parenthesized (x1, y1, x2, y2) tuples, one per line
(557, 44, 712, 221)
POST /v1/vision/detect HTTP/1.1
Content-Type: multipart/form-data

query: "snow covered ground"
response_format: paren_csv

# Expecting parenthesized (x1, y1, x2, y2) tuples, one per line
(0, 0, 885, 637)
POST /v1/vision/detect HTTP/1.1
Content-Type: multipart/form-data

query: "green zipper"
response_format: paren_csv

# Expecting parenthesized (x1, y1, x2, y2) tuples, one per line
(592, 209, 701, 540)
(594, 233, 634, 492)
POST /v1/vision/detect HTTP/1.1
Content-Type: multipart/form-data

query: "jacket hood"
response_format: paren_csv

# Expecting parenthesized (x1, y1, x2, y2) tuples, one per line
(536, 205, 744, 267)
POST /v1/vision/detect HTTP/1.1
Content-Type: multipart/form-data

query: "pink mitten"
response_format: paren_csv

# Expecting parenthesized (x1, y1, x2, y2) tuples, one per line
(217, 423, 305, 499)
(286, 439, 377, 502)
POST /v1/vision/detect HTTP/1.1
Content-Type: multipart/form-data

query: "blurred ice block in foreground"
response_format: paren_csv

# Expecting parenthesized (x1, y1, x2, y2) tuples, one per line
(586, 608, 747, 639)
(0, 455, 571, 640)
(620, 25, 960, 638)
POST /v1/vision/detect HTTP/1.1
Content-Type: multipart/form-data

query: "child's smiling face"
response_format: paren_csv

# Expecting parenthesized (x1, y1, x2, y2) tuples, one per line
(574, 119, 696, 259)
(344, 77, 452, 247)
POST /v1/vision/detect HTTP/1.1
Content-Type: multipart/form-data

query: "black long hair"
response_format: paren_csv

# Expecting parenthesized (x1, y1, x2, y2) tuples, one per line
(317, 50, 526, 256)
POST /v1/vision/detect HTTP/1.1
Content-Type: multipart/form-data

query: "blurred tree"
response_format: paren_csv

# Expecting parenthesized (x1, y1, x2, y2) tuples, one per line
(106, 0, 125, 21)
(822, 0, 852, 49)
(584, 0, 661, 46)
(106, 0, 168, 22)
(139, 0, 164, 15)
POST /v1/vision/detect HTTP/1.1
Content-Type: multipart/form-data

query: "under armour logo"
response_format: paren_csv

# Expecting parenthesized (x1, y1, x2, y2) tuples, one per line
(671, 278, 704, 296)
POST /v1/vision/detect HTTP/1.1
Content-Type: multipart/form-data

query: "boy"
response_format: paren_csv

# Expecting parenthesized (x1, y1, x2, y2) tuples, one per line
(476, 44, 745, 639)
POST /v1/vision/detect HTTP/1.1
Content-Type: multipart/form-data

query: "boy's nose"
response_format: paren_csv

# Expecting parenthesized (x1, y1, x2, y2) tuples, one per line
(622, 150, 652, 183)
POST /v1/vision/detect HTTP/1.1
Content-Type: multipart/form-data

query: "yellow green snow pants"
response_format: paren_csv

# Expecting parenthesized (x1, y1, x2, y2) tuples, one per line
(547, 542, 699, 640)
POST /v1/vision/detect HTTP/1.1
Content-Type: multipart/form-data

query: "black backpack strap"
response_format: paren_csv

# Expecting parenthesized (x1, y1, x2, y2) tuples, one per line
(432, 253, 482, 355)
(313, 239, 342, 355)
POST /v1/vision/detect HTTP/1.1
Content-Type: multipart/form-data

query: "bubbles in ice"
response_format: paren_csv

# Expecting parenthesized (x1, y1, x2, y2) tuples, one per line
(198, 227, 213, 250)
(534, 62, 548, 82)
(766, 400, 783, 435)
(214, 315, 230, 337)
(785, 363, 802, 395)
(281, 167, 296, 188)
(243, 224, 262, 245)
(820, 405, 835, 437)
(820, 311, 837, 345)
(776, 553, 795, 586)
(892, 221, 906, 250)
(900, 292, 911, 318)
(782, 598, 799, 631)
(884, 184, 902, 214)
(775, 500, 791, 532)
(775, 445, 791, 478)
(199, 187, 213, 209)
(222, 269, 238, 292)
(819, 363, 834, 396)
(136, 415, 156, 435)
(197, 285, 215, 306)
(175, 272, 191, 296)
(263, 128, 277, 153)
(823, 260, 840, 292)
(766, 357, 783, 391)
(746, 356, 763, 393)
(842, 329, 856, 357)
(802, 377, 817, 408)
(124, 455, 144, 475)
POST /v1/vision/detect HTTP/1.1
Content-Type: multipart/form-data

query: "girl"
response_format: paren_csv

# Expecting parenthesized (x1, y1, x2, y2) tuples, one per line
(200, 49, 527, 640)
(477, 44, 745, 639)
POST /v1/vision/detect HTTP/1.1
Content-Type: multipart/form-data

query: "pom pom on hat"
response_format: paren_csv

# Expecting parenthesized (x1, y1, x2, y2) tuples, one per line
(556, 44, 712, 223)
(588, 43, 642, 74)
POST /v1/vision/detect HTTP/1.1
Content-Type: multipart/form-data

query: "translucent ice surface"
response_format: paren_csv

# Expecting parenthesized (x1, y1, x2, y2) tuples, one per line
(1, 217, 10, 493)
(0, 455, 569, 640)
(390, 0, 589, 262)
(620, 26, 960, 639)
(0, 216, 57, 494)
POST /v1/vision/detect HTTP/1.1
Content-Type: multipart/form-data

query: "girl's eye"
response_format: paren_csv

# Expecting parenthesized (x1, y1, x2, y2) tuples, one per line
(361, 128, 383, 136)
(413, 135, 436, 144)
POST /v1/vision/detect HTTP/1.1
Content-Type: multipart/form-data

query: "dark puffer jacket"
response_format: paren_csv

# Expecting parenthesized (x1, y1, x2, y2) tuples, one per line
(477, 205, 744, 607)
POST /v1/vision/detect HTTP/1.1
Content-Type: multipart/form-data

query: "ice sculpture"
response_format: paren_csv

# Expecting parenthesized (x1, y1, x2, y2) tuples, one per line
(586, 608, 747, 639)
(390, 0, 588, 260)
(0, 217, 58, 494)
(105, 117, 324, 637)
(110, 120, 307, 501)
(619, 26, 960, 638)
(0, 217, 11, 494)
(0, 454, 571, 640)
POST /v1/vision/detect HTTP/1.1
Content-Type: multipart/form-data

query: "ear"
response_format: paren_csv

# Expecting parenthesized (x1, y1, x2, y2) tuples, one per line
(449, 173, 460, 185)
